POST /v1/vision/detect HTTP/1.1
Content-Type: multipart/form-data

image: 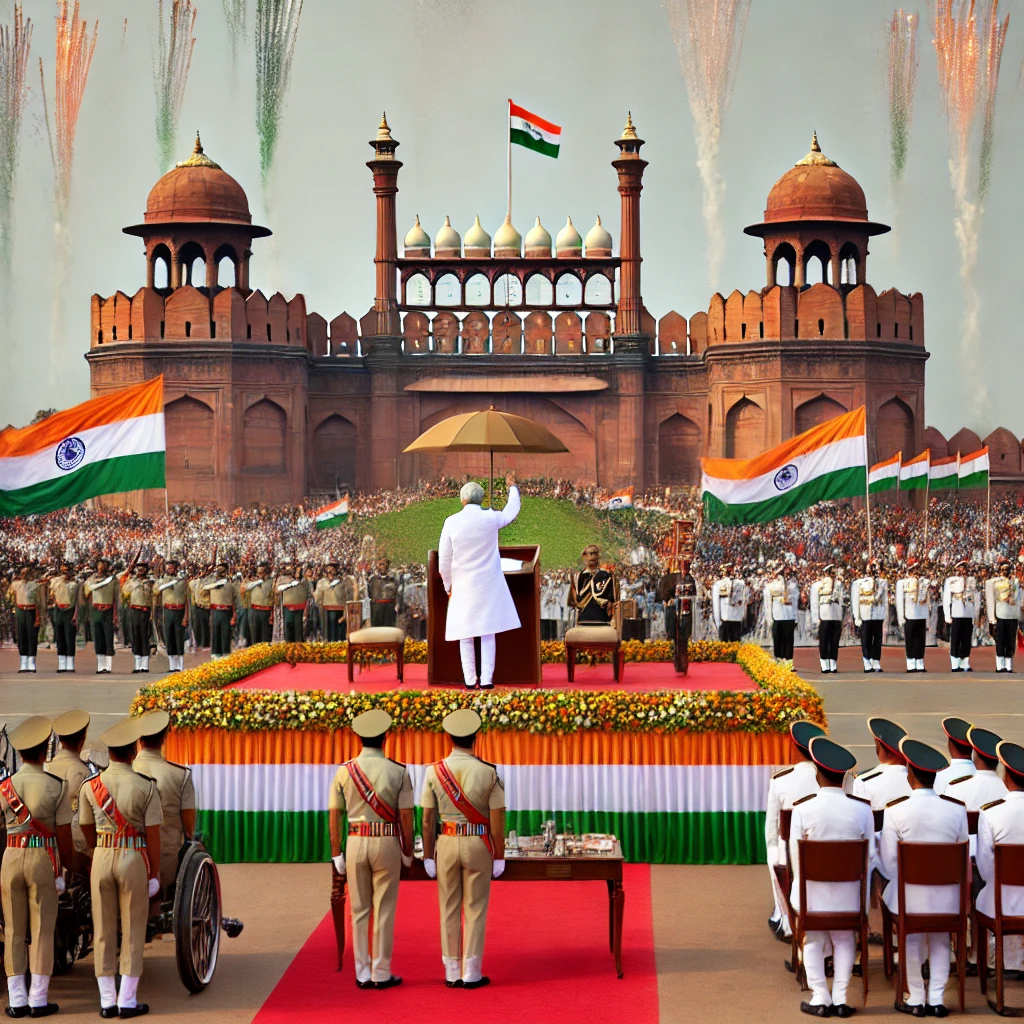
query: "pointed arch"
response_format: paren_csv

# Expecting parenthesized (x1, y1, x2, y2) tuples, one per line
(725, 397, 765, 459)
(311, 414, 357, 491)
(875, 397, 914, 463)
(243, 398, 287, 471)
(659, 413, 702, 486)
(795, 395, 847, 435)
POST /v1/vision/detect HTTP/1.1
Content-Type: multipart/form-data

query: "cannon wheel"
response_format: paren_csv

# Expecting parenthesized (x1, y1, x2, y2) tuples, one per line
(173, 843, 222, 992)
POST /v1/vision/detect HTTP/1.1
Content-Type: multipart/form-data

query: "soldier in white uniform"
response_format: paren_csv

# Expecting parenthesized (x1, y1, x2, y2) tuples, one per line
(810, 565, 844, 674)
(880, 737, 969, 1016)
(985, 557, 1021, 673)
(851, 561, 887, 673)
(943, 560, 979, 672)
(765, 720, 825, 940)
(945, 726, 1007, 859)
(896, 561, 930, 673)
(934, 717, 977, 795)
(788, 735, 876, 1018)
(764, 570, 800, 661)
(852, 717, 911, 834)
(712, 565, 747, 643)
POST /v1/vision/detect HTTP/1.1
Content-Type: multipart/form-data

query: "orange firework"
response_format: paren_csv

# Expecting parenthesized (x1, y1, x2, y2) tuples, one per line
(0, 3, 33, 269)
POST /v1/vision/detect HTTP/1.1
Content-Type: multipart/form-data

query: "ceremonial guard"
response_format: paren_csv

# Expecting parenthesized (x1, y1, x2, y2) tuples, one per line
(7, 565, 44, 674)
(328, 709, 414, 989)
(975, 741, 1024, 936)
(79, 716, 163, 1019)
(133, 711, 195, 893)
(155, 558, 189, 673)
(189, 565, 214, 650)
(852, 717, 912, 830)
(568, 544, 618, 626)
(83, 558, 118, 674)
(657, 562, 681, 642)
(851, 560, 887, 673)
(945, 726, 1007, 857)
(765, 720, 825, 941)
(896, 561, 930, 673)
(986, 557, 1021, 673)
(1, 717, 73, 1018)
(48, 560, 80, 674)
(203, 561, 236, 660)
(316, 561, 355, 642)
(809, 565, 844, 674)
(368, 557, 400, 627)
(789, 736, 876, 1018)
(943, 561, 979, 672)
(46, 709, 93, 866)
(121, 562, 155, 674)
(879, 737, 968, 1016)
(712, 564, 747, 642)
(245, 563, 276, 644)
(764, 569, 799, 661)
(421, 709, 506, 988)
(275, 561, 309, 643)
(934, 717, 977, 794)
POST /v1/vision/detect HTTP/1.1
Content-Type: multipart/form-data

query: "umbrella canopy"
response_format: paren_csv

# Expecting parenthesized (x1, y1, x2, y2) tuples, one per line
(403, 407, 568, 455)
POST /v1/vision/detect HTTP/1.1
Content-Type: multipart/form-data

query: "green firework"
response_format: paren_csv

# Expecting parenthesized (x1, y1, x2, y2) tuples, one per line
(154, 0, 197, 172)
(254, 0, 303, 188)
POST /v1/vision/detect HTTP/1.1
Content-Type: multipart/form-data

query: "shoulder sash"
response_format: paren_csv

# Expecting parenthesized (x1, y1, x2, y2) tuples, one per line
(343, 760, 399, 826)
(433, 760, 496, 857)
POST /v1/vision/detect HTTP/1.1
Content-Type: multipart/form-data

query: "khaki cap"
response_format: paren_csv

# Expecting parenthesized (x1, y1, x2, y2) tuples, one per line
(136, 709, 171, 737)
(351, 709, 392, 738)
(101, 716, 146, 748)
(9, 716, 53, 751)
(442, 709, 482, 737)
(53, 709, 90, 737)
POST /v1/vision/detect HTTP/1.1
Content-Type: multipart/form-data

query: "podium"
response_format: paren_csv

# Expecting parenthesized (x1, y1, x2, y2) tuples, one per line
(427, 544, 542, 686)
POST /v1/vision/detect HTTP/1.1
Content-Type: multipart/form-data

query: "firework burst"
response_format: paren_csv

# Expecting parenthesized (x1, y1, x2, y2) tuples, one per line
(154, 0, 197, 173)
(888, 9, 919, 186)
(0, 3, 32, 273)
(254, 0, 303, 190)
(222, 0, 245, 80)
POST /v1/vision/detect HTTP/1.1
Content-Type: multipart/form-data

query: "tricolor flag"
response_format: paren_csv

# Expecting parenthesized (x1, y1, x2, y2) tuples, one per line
(899, 450, 930, 491)
(958, 447, 989, 490)
(869, 452, 901, 494)
(314, 496, 349, 531)
(509, 100, 562, 159)
(0, 378, 165, 517)
(605, 487, 634, 511)
(929, 453, 959, 490)
(700, 407, 867, 525)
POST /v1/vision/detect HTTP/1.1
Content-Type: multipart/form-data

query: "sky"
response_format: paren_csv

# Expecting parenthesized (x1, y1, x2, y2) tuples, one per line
(3, 0, 1024, 439)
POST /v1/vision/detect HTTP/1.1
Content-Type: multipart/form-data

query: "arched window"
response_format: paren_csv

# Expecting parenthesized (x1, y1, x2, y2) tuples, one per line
(659, 414, 702, 486)
(839, 242, 859, 286)
(178, 241, 207, 289)
(875, 398, 915, 463)
(152, 244, 171, 290)
(795, 395, 847, 434)
(772, 243, 796, 287)
(464, 273, 490, 306)
(493, 274, 523, 306)
(525, 273, 553, 306)
(555, 272, 582, 306)
(803, 240, 831, 286)
(311, 414, 357, 492)
(243, 399, 287, 471)
(405, 273, 430, 306)
(584, 274, 613, 305)
(725, 397, 765, 459)
(435, 273, 460, 306)
(213, 244, 238, 289)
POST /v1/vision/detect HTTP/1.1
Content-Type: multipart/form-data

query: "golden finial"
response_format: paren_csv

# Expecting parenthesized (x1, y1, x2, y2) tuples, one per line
(795, 129, 837, 168)
(810, 130, 820, 152)
(194, 131, 203, 154)
(176, 131, 220, 169)
(377, 112, 393, 142)
(621, 111, 638, 141)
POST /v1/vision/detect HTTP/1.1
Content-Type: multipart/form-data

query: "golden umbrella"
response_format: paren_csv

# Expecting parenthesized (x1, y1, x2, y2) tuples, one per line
(403, 406, 568, 506)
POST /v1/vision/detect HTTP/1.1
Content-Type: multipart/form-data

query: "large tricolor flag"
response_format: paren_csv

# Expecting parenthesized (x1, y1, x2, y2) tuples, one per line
(606, 487, 634, 511)
(929, 453, 960, 490)
(700, 407, 867, 525)
(869, 452, 901, 494)
(313, 496, 349, 531)
(509, 100, 562, 159)
(958, 447, 990, 490)
(0, 377, 165, 517)
(899, 449, 929, 491)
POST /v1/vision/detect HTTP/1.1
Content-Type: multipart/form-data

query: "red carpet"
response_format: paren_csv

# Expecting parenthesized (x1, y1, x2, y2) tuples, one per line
(253, 864, 658, 1024)
(233, 659, 754, 692)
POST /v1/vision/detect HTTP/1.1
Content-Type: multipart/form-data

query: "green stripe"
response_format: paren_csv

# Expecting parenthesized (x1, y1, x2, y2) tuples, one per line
(958, 470, 988, 490)
(510, 127, 560, 158)
(900, 474, 928, 490)
(869, 475, 898, 494)
(314, 513, 347, 531)
(197, 809, 766, 865)
(0, 451, 166, 517)
(702, 465, 866, 525)
(929, 474, 958, 490)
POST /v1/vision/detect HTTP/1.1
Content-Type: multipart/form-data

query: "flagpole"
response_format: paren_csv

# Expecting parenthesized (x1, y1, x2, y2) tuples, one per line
(986, 472, 991, 557)
(924, 474, 930, 554)
(864, 432, 873, 563)
(506, 98, 512, 220)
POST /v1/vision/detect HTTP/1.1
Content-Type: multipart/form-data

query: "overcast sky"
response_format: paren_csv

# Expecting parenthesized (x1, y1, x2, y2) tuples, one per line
(3, 0, 1024, 439)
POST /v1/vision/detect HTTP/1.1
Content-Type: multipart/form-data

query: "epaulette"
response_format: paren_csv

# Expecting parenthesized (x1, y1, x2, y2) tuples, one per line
(848, 795, 871, 805)
(165, 759, 190, 772)
(476, 757, 499, 770)
(858, 771, 882, 783)
(43, 770, 63, 784)
(940, 794, 965, 806)
(792, 793, 816, 806)
(386, 756, 406, 769)
(981, 798, 1005, 811)
(136, 772, 156, 784)
(772, 766, 794, 780)
(886, 795, 910, 808)
(948, 776, 972, 786)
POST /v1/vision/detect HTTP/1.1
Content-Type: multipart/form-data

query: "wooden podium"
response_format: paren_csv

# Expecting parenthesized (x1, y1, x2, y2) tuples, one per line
(427, 544, 542, 685)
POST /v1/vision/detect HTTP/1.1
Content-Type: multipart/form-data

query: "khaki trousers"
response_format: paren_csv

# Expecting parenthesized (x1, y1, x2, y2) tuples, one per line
(436, 835, 492, 961)
(91, 848, 148, 977)
(347, 836, 402, 983)
(158, 825, 183, 892)
(1, 848, 57, 976)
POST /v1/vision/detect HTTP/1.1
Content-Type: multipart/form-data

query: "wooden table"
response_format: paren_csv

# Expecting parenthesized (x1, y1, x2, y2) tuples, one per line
(401, 842, 626, 978)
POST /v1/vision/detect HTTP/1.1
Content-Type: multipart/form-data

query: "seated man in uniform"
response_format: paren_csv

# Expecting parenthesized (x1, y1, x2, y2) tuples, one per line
(568, 545, 618, 626)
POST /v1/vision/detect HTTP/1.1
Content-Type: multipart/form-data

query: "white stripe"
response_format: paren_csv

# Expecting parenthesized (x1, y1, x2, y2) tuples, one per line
(0, 413, 164, 490)
(315, 501, 347, 523)
(959, 454, 988, 477)
(702, 435, 865, 506)
(869, 463, 899, 484)
(930, 463, 958, 481)
(192, 763, 773, 814)
(900, 461, 928, 481)
(510, 115, 561, 147)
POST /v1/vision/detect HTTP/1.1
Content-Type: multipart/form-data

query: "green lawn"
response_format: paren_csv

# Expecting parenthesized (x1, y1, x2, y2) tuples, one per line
(357, 496, 626, 570)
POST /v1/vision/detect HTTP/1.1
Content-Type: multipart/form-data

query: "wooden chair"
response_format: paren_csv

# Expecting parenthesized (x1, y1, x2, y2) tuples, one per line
(795, 838, 871, 1005)
(346, 626, 405, 683)
(894, 841, 970, 1012)
(564, 625, 624, 683)
(974, 843, 1024, 1016)
(772, 808, 801, 975)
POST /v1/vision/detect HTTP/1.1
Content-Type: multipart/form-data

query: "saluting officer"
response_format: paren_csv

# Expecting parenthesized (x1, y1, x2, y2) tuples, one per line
(986, 557, 1021, 673)
(316, 561, 356, 643)
(7, 565, 44, 674)
(49, 560, 80, 674)
(79, 716, 163, 1019)
(329, 709, 414, 989)
(1, 716, 74, 1019)
(132, 710, 195, 893)
(764, 568, 799, 661)
(155, 558, 189, 673)
(46, 709, 93, 868)
(851, 560, 887, 673)
(203, 561, 236, 660)
(712, 563, 747, 642)
(810, 565, 844, 674)
(121, 562, 155, 674)
(245, 563, 276, 645)
(943, 560, 979, 672)
(852, 717, 912, 834)
(421, 709, 506, 989)
(275, 561, 309, 643)
(84, 558, 118, 674)
(934, 717, 977, 794)
(896, 560, 930, 674)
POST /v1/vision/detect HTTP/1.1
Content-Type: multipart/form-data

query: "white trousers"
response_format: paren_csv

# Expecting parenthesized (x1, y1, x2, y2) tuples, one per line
(904, 932, 950, 1006)
(459, 634, 496, 686)
(804, 930, 856, 1007)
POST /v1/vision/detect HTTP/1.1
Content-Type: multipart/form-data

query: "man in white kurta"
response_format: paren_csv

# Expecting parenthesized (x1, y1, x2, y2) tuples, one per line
(439, 476, 521, 689)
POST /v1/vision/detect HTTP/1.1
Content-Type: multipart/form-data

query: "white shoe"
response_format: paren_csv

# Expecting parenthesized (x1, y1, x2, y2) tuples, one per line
(141, 657, 149, 671)
(443, 956, 461, 985)
(862, 658, 872, 672)
(906, 659, 915, 672)
(28, 974, 50, 1010)
(19, 656, 27, 671)
(916, 659, 925, 672)
(819, 659, 829, 672)
(27, 657, 35, 671)
(67, 656, 75, 672)
(830, 660, 838, 673)
(58, 655, 66, 671)
(872, 659, 881, 672)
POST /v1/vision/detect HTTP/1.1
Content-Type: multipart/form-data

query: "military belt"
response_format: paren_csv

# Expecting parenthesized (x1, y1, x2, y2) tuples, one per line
(163, 603, 185, 610)
(95, 834, 147, 850)
(251, 604, 273, 611)
(17, 605, 37, 611)
(441, 822, 489, 837)
(348, 822, 398, 837)
(93, 603, 113, 610)
(210, 604, 233, 610)
(7, 835, 57, 850)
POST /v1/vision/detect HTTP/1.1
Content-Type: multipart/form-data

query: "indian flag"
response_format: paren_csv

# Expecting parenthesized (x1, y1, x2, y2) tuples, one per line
(700, 407, 867, 525)
(930, 453, 959, 490)
(958, 447, 989, 490)
(314, 496, 349, 531)
(0, 378, 165, 517)
(869, 452, 901, 494)
(509, 100, 561, 158)
(899, 449, 929, 490)
(606, 487, 634, 511)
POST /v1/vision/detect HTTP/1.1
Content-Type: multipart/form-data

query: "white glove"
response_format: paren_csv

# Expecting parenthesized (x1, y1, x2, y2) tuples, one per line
(147, 877, 160, 898)
(55, 875, 66, 894)
(491, 858, 506, 879)
(423, 857, 436, 879)
(855, 619, 862, 629)
(332, 853, 346, 875)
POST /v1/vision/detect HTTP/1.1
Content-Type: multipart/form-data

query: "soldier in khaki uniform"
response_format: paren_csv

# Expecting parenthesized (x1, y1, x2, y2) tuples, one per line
(190, 566, 215, 651)
(275, 561, 309, 643)
(155, 558, 189, 673)
(316, 561, 357, 643)
(421, 709, 506, 988)
(245, 563, 276, 645)
(1, 716, 74, 1017)
(7, 565, 44, 674)
(202, 561, 237, 660)
(45, 709, 93, 868)
(80, 716, 163, 1019)
(83, 558, 118, 674)
(329, 709, 414, 989)
(132, 710, 195, 892)
(48, 560, 81, 674)
(368, 558, 400, 627)
(122, 563, 155, 674)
